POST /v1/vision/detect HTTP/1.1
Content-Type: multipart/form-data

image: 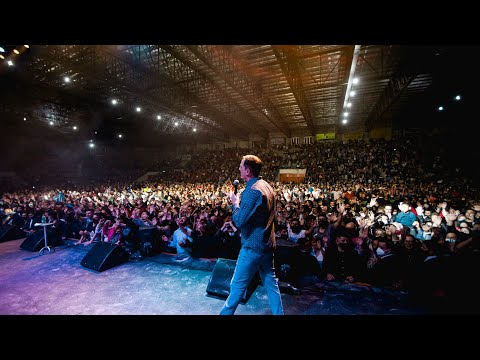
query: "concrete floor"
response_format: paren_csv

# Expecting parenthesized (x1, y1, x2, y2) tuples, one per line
(0, 237, 420, 316)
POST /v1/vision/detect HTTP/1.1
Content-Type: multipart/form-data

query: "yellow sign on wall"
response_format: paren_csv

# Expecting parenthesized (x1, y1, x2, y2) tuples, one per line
(343, 131, 364, 141)
(369, 127, 392, 140)
(315, 132, 335, 141)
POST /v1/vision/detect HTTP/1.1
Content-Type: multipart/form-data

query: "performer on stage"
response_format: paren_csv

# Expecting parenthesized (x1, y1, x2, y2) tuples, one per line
(219, 155, 284, 315)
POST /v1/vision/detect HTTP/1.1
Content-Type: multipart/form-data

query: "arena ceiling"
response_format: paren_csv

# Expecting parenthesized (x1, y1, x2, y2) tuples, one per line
(0, 45, 476, 145)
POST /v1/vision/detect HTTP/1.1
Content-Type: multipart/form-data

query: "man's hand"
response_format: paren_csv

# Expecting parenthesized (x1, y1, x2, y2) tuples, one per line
(229, 190, 239, 208)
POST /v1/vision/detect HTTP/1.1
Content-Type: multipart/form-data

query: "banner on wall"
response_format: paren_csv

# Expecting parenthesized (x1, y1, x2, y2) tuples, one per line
(369, 127, 392, 140)
(315, 132, 335, 141)
(279, 168, 306, 183)
(343, 131, 364, 141)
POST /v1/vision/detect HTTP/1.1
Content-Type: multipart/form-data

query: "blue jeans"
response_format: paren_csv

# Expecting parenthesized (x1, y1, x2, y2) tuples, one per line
(219, 247, 284, 315)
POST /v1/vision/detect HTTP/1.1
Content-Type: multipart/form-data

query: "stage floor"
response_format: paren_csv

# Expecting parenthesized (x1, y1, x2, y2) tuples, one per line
(0, 238, 422, 315)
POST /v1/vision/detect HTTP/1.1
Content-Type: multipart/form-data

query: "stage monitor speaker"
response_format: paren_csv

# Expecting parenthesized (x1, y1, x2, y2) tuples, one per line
(137, 226, 157, 256)
(80, 242, 129, 272)
(20, 230, 46, 251)
(0, 224, 26, 243)
(206, 258, 259, 304)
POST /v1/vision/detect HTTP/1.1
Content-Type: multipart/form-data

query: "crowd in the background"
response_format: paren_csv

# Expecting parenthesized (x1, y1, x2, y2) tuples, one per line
(1, 137, 479, 310)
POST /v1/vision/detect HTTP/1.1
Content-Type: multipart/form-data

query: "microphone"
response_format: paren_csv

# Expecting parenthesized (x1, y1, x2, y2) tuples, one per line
(233, 179, 239, 195)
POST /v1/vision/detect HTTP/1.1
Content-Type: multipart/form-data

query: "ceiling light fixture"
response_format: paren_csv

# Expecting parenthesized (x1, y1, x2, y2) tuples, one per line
(343, 45, 361, 108)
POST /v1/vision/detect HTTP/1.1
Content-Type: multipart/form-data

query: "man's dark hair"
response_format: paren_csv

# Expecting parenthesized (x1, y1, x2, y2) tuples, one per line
(242, 155, 262, 177)
(334, 226, 354, 239)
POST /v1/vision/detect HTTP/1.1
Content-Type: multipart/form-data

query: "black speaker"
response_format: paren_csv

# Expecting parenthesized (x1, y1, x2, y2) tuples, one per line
(0, 224, 26, 243)
(137, 226, 158, 256)
(20, 230, 46, 251)
(206, 258, 259, 304)
(80, 242, 129, 272)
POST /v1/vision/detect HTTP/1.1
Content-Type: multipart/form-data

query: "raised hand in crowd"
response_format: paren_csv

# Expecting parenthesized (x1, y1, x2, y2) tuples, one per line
(415, 205, 424, 217)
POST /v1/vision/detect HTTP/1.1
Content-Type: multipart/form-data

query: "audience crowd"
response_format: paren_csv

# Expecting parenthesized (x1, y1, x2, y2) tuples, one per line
(1, 137, 479, 311)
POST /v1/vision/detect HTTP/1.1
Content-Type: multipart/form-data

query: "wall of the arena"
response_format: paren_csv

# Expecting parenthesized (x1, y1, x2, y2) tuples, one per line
(341, 131, 365, 141)
(269, 137, 286, 146)
(369, 127, 392, 140)
(340, 127, 392, 141)
(177, 125, 393, 155)
(237, 141, 249, 149)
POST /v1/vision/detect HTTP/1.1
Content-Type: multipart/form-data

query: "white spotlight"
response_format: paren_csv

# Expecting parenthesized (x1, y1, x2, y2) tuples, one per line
(350, 90, 356, 97)
(24, 45, 29, 49)
(193, 128, 197, 132)
(49, 121, 54, 125)
(343, 112, 349, 117)
(73, 126, 77, 130)
(0, 47, 5, 53)
(157, 115, 161, 120)
(438, 106, 444, 111)
(89, 143, 95, 148)
(7, 60, 13, 66)
(347, 102, 352, 108)
(111, 99, 118, 105)
(64, 76, 70, 83)
(352, 78, 359, 84)
(23, 117, 26, 121)
(136, 107, 141, 112)
(118, 134, 123, 138)
(455, 95, 461, 101)
(174, 122, 178, 126)
(342, 119, 348, 124)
